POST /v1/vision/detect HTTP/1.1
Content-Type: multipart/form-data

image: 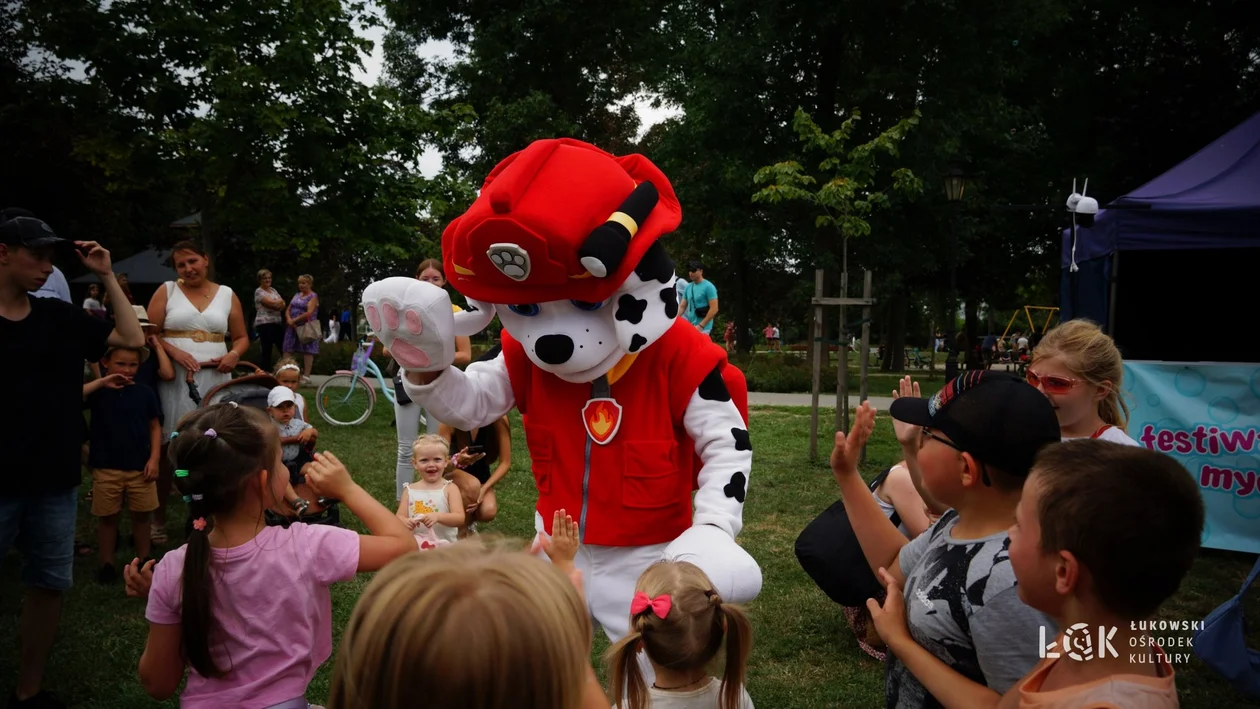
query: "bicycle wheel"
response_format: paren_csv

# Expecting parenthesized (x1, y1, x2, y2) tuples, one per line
(317, 374, 376, 426)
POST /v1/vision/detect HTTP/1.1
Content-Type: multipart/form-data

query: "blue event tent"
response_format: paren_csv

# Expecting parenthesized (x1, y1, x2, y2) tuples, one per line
(1060, 111, 1260, 362)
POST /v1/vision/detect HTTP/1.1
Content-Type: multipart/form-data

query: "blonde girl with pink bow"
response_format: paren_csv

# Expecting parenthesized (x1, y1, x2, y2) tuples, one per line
(606, 561, 755, 709)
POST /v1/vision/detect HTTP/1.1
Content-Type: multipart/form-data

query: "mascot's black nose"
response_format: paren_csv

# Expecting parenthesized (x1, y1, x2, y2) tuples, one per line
(535, 334, 575, 365)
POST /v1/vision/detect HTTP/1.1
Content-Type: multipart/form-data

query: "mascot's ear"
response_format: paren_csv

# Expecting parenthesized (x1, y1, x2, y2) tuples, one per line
(612, 242, 679, 354)
(454, 298, 496, 337)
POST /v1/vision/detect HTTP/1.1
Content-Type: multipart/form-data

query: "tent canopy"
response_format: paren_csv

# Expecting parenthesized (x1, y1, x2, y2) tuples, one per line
(73, 247, 176, 284)
(1061, 110, 1260, 268)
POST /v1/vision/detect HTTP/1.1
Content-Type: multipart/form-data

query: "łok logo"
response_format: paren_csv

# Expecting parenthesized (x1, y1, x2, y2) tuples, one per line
(1040, 623, 1118, 661)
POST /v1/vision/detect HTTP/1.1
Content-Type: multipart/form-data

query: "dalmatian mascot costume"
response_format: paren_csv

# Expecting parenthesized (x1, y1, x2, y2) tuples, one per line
(363, 138, 762, 640)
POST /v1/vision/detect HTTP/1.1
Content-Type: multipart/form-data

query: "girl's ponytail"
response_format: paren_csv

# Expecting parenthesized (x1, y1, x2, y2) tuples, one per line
(167, 403, 278, 679)
(606, 624, 648, 709)
(180, 502, 220, 677)
(715, 597, 752, 709)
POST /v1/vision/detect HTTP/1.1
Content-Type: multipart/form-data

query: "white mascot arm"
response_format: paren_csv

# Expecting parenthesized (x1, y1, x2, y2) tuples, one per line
(663, 365, 762, 604)
(362, 277, 513, 431)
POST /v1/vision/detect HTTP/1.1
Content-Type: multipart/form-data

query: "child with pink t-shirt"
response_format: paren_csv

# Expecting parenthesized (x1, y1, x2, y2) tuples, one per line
(123, 403, 416, 709)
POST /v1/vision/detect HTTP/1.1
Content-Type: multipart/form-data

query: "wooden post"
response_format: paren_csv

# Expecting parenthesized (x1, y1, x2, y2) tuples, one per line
(859, 270, 873, 464)
(808, 269, 824, 461)
(837, 272, 849, 435)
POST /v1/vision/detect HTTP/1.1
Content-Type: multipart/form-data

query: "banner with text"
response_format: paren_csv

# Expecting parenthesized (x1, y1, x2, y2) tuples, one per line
(1126, 361, 1260, 554)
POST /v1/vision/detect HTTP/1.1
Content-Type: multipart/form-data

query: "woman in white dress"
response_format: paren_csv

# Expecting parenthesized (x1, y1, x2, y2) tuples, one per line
(145, 240, 249, 542)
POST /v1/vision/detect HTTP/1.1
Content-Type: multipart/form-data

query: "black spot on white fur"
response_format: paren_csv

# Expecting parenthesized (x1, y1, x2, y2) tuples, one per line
(615, 294, 647, 325)
(731, 427, 751, 451)
(629, 334, 648, 353)
(633, 242, 676, 284)
(660, 287, 678, 319)
(697, 366, 730, 402)
(723, 472, 747, 503)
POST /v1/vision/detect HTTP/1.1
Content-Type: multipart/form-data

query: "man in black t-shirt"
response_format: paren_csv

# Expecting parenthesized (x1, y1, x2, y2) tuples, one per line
(0, 210, 143, 709)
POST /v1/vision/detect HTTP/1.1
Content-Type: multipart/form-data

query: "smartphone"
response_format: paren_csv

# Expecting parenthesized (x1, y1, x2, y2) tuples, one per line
(465, 445, 485, 455)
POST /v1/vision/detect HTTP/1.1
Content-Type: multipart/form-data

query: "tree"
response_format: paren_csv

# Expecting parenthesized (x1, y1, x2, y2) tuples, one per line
(380, 0, 676, 179)
(753, 108, 923, 273)
(14, 0, 466, 288)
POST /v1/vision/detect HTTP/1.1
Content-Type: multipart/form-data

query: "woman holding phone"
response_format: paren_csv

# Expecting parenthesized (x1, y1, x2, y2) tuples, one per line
(438, 415, 511, 533)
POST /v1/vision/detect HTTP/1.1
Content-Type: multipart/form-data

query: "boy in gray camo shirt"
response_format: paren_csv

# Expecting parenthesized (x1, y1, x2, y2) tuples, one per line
(830, 372, 1060, 708)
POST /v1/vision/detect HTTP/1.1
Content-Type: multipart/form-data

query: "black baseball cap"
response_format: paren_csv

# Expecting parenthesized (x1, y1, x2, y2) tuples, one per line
(686, 260, 704, 271)
(0, 209, 65, 248)
(889, 371, 1060, 479)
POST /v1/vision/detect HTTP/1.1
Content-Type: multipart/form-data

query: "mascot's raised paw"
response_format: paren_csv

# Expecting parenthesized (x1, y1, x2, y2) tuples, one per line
(362, 277, 455, 372)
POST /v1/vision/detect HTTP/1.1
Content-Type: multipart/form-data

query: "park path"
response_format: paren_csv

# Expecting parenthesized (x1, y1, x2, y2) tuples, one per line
(304, 375, 893, 410)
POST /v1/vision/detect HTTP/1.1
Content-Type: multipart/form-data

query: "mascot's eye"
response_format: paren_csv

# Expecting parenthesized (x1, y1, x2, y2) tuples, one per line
(508, 304, 541, 316)
(570, 299, 604, 311)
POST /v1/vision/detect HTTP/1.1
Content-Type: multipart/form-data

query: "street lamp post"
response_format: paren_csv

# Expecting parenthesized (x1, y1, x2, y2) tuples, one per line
(943, 163, 968, 380)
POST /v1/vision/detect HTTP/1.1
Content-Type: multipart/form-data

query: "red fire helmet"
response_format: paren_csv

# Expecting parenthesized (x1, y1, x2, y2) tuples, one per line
(441, 138, 682, 304)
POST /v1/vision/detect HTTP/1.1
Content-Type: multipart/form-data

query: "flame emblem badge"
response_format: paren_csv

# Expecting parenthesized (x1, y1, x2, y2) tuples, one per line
(582, 398, 623, 445)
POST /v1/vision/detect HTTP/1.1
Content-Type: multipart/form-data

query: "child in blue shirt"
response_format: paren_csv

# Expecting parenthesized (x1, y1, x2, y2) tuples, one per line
(84, 345, 161, 583)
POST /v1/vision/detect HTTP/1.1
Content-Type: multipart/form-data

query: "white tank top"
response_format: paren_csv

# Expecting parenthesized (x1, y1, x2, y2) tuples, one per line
(872, 466, 911, 537)
(406, 481, 459, 543)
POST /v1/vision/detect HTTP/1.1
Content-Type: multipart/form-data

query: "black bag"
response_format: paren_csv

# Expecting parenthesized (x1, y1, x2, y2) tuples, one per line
(795, 467, 900, 607)
(392, 370, 412, 405)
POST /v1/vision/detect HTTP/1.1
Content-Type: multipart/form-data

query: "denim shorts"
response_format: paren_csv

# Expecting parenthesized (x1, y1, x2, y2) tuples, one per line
(0, 488, 79, 591)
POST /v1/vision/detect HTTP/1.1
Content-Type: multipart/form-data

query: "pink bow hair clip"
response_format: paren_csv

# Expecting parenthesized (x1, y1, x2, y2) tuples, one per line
(630, 591, 672, 619)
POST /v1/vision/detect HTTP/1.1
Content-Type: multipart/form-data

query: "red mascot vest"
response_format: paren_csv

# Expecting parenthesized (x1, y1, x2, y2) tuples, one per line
(502, 319, 748, 546)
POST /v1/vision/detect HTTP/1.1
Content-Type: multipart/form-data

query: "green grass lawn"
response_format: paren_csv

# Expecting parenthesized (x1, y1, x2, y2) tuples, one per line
(2, 402, 1256, 707)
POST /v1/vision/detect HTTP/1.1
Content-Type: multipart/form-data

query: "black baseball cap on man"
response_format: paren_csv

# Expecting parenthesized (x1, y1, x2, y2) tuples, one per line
(889, 370, 1060, 481)
(0, 208, 65, 248)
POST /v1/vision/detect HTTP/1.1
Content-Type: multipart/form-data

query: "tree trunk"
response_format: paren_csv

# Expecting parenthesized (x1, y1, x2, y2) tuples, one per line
(733, 240, 751, 353)
(964, 298, 982, 369)
(882, 291, 908, 372)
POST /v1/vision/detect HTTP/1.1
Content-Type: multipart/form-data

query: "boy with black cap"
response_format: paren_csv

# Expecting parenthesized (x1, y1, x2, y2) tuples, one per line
(0, 209, 143, 708)
(830, 371, 1061, 708)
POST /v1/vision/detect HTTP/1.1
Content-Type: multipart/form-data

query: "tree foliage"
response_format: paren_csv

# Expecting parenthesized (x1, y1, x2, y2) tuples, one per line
(753, 108, 923, 243)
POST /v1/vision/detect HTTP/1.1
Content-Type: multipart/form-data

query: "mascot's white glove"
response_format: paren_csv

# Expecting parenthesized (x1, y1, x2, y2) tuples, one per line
(363, 278, 456, 372)
(362, 277, 496, 372)
(664, 524, 762, 604)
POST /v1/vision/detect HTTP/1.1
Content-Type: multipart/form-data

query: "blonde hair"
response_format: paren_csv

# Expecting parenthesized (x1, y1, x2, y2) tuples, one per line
(412, 434, 450, 458)
(273, 357, 301, 377)
(256, 268, 272, 285)
(605, 561, 752, 709)
(327, 539, 593, 709)
(298, 273, 313, 285)
(1032, 319, 1129, 429)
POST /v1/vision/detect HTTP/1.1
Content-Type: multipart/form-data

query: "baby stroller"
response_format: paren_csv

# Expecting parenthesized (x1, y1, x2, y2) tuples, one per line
(189, 362, 341, 528)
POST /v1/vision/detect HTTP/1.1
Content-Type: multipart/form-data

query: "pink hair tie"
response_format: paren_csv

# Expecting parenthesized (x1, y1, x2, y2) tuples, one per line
(630, 591, 672, 619)
(192, 517, 207, 531)
(204, 428, 217, 438)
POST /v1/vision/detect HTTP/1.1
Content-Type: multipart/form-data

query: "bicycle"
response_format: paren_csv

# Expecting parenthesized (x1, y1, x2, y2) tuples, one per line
(316, 339, 426, 427)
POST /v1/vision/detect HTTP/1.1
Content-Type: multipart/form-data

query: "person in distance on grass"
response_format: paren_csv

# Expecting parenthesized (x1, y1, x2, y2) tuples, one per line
(123, 403, 415, 708)
(327, 510, 610, 709)
(831, 372, 1060, 708)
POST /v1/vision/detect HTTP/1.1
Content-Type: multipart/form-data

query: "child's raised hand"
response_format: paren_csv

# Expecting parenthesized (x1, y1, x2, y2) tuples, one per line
(305, 451, 354, 499)
(124, 557, 156, 600)
(546, 509, 579, 565)
(830, 401, 876, 481)
(891, 375, 923, 451)
(866, 567, 910, 646)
